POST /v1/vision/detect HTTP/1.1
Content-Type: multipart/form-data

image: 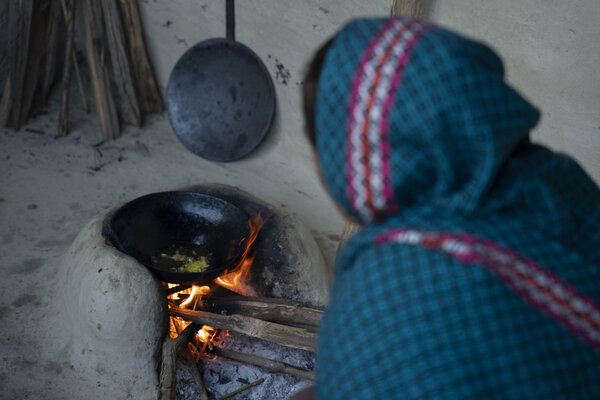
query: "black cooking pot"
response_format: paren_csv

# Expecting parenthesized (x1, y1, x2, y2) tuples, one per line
(166, 0, 275, 162)
(103, 191, 250, 284)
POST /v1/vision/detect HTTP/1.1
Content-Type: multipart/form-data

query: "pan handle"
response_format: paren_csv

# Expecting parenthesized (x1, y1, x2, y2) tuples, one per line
(226, 0, 235, 41)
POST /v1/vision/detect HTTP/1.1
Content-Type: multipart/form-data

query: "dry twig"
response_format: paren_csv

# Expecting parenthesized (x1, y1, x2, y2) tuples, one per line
(82, 0, 120, 139)
(215, 378, 265, 400)
(58, 0, 75, 136)
(211, 346, 315, 381)
(184, 350, 209, 400)
(60, 0, 89, 113)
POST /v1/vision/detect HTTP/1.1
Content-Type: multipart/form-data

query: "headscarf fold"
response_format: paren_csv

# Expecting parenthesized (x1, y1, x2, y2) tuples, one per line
(314, 17, 600, 399)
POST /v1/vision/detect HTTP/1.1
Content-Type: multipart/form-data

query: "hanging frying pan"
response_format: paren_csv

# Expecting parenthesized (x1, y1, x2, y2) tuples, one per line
(166, 0, 276, 162)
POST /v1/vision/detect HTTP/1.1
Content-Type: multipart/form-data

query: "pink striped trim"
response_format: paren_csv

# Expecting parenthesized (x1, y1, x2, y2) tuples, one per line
(375, 229, 600, 350)
(345, 19, 397, 216)
(378, 24, 432, 214)
(345, 19, 431, 221)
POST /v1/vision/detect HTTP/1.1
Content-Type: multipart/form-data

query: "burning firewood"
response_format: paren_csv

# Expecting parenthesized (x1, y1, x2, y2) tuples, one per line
(167, 284, 324, 329)
(166, 284, 192, 296)
(161, 209, 320, 395)
(158, 322, 200, 400)
(197, 286, 324, 329)
(170, 318, 210, 400)
(170, 306, 317, 352)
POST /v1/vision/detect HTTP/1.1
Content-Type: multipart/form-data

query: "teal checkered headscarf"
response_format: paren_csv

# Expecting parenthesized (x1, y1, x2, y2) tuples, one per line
(314, 18, 600, 399)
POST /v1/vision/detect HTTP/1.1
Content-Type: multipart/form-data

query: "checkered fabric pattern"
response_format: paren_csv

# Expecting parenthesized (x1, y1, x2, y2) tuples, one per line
(314, 18, 600, 399)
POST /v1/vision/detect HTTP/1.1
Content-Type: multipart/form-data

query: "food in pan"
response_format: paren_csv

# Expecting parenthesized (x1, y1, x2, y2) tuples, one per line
(152, 245, 211, 273)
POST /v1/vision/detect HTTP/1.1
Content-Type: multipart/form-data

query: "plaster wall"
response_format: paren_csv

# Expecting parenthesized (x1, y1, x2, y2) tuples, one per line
(132, 0, 394, 267)
(0, 1, 598, 398)
(427, 0, 600, 184)
(138, 0, 599, 191)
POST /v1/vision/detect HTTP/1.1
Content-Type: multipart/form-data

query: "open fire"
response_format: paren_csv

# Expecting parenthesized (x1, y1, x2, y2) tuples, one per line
(160, 212, 320, 400)
(167, 285, 216, 353)
(167, 213, 266, 347)
(215, 212, 266, 297)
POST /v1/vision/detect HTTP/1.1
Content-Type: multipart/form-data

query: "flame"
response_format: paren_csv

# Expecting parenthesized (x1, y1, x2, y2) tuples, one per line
(165, 212, 266, 350)
(196, 325, 217, 343)
(167, 284, 214, 345)
(215, 213, 266, 296)
(179, 284, 210, 308)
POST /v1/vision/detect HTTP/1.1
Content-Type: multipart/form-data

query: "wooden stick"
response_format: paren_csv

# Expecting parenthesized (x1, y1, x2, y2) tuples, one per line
(58, 0, 75, 136)
(184, 349, 210, 400)
(83, 0, 120, 139)
(335, 221, 361, 255)
(0, 78, 13, 127)
(72, 52, 90, 113)
(199, 288, 323, 329)
(100, 0, 141, 127)
(117, 0, 164, 114)
(0, 0, 47, 129)
(41, 0, 64, 103)
(215, 378, 265, 400)
(391, 0, 425, 18)
(16, 1, 47, 130)
(211, 347, 315, 381)
(158, 322, 200, 400)
(1, 1, 33, 128)
(60, 0, 90, 113)
(166, 284, 192, 296)
(169, 321, 207, 399)
(170, 306, 317, 352)
(172, 321, 210, 400)
(0, 1, 37, 128)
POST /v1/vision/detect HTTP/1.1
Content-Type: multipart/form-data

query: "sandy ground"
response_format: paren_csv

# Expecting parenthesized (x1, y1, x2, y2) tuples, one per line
(3, 1, 598, 396)
(0, 87, 344, 398)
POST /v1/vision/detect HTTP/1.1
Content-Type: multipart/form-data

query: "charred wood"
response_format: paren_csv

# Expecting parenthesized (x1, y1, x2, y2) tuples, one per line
(199, 286, 323, 329)
(158, 322, 200, 400)
(170, 306, 317, 352)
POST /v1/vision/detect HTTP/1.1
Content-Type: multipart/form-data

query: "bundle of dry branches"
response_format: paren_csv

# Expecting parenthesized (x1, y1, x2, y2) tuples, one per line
(0, 0, 163, 139)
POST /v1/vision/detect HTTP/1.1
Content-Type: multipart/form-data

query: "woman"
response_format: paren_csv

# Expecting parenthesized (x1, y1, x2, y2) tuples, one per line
(293, 17, 600, 399)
